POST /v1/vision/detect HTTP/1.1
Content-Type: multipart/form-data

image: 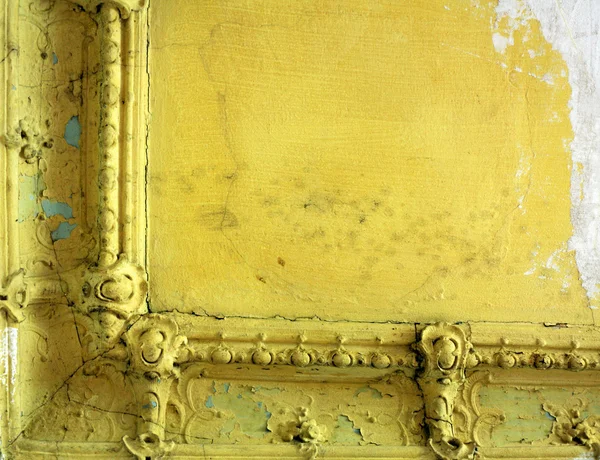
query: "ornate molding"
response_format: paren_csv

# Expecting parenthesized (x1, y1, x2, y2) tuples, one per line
(453, 372, 505, 448)
(76, 255, 147, 357)
(416, 323, 475, 460)
(276, 407, 327, 460)
(0, 270, 28, 323)
(71, 0, 149, 354)
(122, 314, 187, 459)
(543, 397, 600, 455)
(4, 0, 600, 458)
(72, 0, 147, 18)
(2, 117, 53, 165)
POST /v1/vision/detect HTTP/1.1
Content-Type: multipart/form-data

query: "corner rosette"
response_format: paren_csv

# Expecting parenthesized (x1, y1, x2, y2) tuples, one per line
(78, 255, 147, 320)
(76, 255, 147, 357)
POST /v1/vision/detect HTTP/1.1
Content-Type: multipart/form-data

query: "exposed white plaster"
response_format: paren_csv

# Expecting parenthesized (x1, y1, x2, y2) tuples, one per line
(572, 454, 595, 460)
(495, 0, 600, 305)
(527, 0, 600, 306)
(492, 0, 528, 53)
(492, 32, 513, 53)
(0, 327, 18, 401)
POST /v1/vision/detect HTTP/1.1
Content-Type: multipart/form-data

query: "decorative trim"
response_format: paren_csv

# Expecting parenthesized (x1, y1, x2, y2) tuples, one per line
(122, 314, 187, 459)
(4, 0, 600, 458)
(0, 270, 27, 322)
(416, 324, 475, 460)
(72, 0, 147, 18)
(543, 397, 600, 454)
(0, 0, 26, 456)
(72, 0, 149, 357)
(11, 439, 596, 459)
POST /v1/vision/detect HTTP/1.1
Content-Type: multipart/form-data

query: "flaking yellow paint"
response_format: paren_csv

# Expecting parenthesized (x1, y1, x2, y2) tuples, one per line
(148, 0, 590, 323)
(6, 1, 600, 458)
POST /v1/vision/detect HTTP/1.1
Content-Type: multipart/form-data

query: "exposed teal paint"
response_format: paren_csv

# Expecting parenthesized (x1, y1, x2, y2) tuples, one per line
(476, 386, 600, 445)
(51, 222, 77, 241)
(331, 415, 362, 444)
(354, 387, 383, 399)
(52, 52, 58, 64)
(64, 116, 81, 148)
(11, 85, 16, 91)
(142, 401, 158, 409)
(18, 173, 46, 222)
(208, 385, 270, 438)
(41, 199, 73, 219)
(257, 401, 272, 419)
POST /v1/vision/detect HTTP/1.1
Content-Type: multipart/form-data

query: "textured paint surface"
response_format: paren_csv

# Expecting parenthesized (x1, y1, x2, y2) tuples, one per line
(4, 1, 600, 458)
(479, 385, 600, 446)
(148, 0, 591, 324)
(520, 0, 600, 314)
(17, 173, 45, 222)
(179, 374, 423, 447)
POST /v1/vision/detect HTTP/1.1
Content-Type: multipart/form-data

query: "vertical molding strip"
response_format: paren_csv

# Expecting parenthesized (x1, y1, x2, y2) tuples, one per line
(0, 0, 23, 454)
(98, 5, 123, 268)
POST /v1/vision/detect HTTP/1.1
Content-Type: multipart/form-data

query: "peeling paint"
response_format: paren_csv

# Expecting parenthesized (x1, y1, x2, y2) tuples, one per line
(18, 173, 46, 222)
(50, 221, 77, 241)
(205, 383, 271, 438)
(331, 415, 362, 444)
(41, 199, 73, 219)
(0, 328, 18, 396)
(64, 116, 81, 149)
(514, 0, 600, 308)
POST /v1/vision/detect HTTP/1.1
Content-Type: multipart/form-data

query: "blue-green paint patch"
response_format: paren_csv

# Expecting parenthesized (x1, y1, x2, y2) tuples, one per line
(223, 383, 230, 393)
(52, 52, 58, 65)
(142, 401, 158, 409)
(208, 387, 270, 438)
(41, 199, 73, 219)
(11, 85, 16, 91)
(51, 222, 77, 241)
(544, 412, 556, 421)
(257, 402, 271, 419)
(18, 173, 46, 222)
(64, 116, 81, 148)
(331, 415, 362, 444)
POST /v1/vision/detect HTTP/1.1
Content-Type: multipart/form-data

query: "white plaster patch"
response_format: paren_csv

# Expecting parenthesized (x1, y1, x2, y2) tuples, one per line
(0, 327, 18, 402)
(523, 0, 600, 306)
(572, 454, 595, 460)
(492, 0, 528, 54)
(492, 32, 512, 54)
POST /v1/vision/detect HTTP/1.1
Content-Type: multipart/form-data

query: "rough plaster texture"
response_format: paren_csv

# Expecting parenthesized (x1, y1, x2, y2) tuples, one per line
(525, 0, 600, 310)
(148, 0, 594, 324)
(494, 0, 600, 312)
